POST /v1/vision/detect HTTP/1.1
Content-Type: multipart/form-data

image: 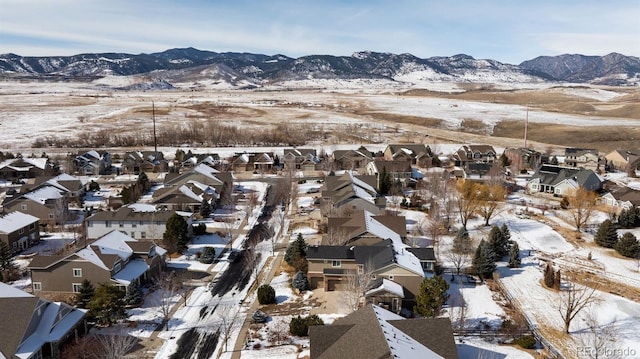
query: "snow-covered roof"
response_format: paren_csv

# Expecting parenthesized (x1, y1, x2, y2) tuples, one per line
(351, 184, 375, 203)
(193, 163, 221, 180)
(179, 184, 203, 202)
(15, 301, 87, 359)
(0, 282, 32, 298)
(0, 211, 39, 234)
(366, 278, 404, 298)
(112, 259, 149, 286)
(23, 186, 63, 203)
(127, 203, 158, 212)
(349, 172, 376, 193)
(371, 305, 443, 359)
(76, 231, 135, 269)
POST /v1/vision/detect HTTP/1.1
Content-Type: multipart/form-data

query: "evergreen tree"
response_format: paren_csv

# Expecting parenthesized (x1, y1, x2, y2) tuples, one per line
(488, 225, 509, 259)
(452, 227, 473, 254)
(285, 233, 308, 267)
(615, 232, 640, 258)
(379, 166, 392, 195)
(257, 284, 276, 304)
(594, 219, 618, 248)
(163, 213, 190, 253)
(199, 198, 211, 218)
(501, 223, 511, 242)
(499, 153, 510, 167)
(124, 281, 143, 306)
(74, 279, 95, 309)
(618, 208, 636, 228)
(543, 262, 555, 288)
(0, 241, 15, 272)
(551, 156, 559, 165)
(87, 283, 127, 326)
(292, 271, 310, 292)
(413, 276, 450, 318)
(508, 241, 521, 268)
(472, 240, 496, 279)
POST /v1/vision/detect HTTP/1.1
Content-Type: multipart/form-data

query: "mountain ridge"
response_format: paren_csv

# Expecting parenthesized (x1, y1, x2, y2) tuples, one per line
(1, 48, 638, 86)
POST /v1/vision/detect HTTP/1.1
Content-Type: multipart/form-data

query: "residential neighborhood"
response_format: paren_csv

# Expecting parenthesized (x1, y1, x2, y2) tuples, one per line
(1, 140, 640, 359)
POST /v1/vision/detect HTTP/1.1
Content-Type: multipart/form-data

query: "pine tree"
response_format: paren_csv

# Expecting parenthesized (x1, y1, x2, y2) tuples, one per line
(292, 271, 310, 292)
(508, 241, 521, 268)
(618, 208, 636, 228)
(87, 283, 127, 326)
(452, 227, 473, 254)
(594, 219, 618, 248)
(74, 279, 95, 309)
(543, 262, 555, 288)
(163, 213, 190, 253)
(124, 281, 143, 306)
(472, 240, 496, 279)
(615, 232, 640, 258)
(379, 166, 392, 195)
(0, 241, 15, 271)
(285, 233, 308, 267)
(500, 224, 511, 242)
(413, 276, 450, 318)
(488, 225, 509, 259)
(199, 198, 211, 218)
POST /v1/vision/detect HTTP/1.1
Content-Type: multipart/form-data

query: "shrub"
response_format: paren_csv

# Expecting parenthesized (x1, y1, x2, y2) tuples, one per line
(289, 314, 324, 337)
(560, 197, 569, 209)
(615, 232, 640, 258)
(594, 220, 618, 248)
(514, 335, 537, 349)
(292, 271, 309, 292)
(257, 284, 276, 304)
(193, 223, 207, 236)
(199, 247, 216, 264)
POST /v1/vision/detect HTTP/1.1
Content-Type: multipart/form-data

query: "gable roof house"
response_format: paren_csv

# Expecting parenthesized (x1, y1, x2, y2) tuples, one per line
(28, 230, 166, 296)
(163, 163, 231, 194)
(310, 304, 458, 359)
(178, 153, 222, 171)
(152, 181, 218, 212)
(2, 185, 68, 228)
(331, 148, 373, 173)
(121, 151, 168, 174)
(503, 147, 543, 171)
(0, 283, 88, 359)
(283, 148, 319, 174)
(450, 145, 497, 167)
(365, 159, 414, 185)
(564, 148, 601, 172)
(84, 205, 190, 241)
(231, 152, 275, 174)
(325, 210, 407, 246)
(320, 172, 385, 217)
(601, 182, 640, 211)
(0, 211, 40, 253)
(604, 149, 640, 173)
(35, 173, 85, 200)
(0, 157, 57, 181)
(72, 150, 112, 175)
(527, 165, 602, 196)
(383, 144, 433, 167)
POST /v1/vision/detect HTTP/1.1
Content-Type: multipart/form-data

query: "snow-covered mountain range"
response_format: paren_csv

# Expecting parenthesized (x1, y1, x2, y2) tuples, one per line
(1, 47, 638, 87)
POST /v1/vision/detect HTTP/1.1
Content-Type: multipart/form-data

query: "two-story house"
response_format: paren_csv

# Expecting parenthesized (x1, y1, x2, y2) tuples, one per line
(0, 283, 88, 359)
(382, 144, 433, 167)
(121, 151, 168, 174)
(331, 147, 373, 173)
(72, 150, 112, 175)
(604, 149, 640, 173)
(451, 145, 497, 167)
(0, 211, 40, 253)
(29, 230, 166, 295)
(283, 148, 319, 174)
(365, 159, 414, 186)
(85, 205, 190, 241)
(564, 148, 601, 172)
(3, 186, 68, 228)
(231, 152, 275, 173)
(527, 165, 602, 196)
(0, 157, 57, 181)
(320, 172, 385, 217)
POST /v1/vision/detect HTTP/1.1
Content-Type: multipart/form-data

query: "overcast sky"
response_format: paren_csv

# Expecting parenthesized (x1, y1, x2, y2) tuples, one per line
(1, 0, 638, 64)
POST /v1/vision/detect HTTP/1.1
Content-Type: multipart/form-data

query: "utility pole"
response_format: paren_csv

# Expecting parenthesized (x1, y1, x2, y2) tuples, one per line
(524, 105, 529, 148)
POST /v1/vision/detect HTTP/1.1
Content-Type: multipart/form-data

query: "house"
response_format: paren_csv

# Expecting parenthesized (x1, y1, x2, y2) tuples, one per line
(503, 147, 543, 171)
(121, 151, 168, 174)
(600, 181, 640, 211)
(29, 230, 166, 295)
(325, 210, 407, 246)
(309, 304, 458, 359)
(163, 163, 231, 195)
(307, 239, 428, 310)
(365, 159, 414, 184)
(527, 165, 602, 196)
(2, 185, 68, 228)
(464, 163, 494, 181)
(0, 211, 40, 253)
(331, 148, 373, 173)
(0, 157, 57, 181)
(72, 150, 112, 175)
(152, 181, 218, 212)
(450, 145, 497, 167)
(604, 149, 640, 173)
(0, 283, 88, 359)
(283, 148, 319, 174)
(231, 152, 275, 173)
(179, 153, 222, 171)
(564, 148, 601, 171)
(383, 144, 433, 167)
(35, 173, 85, 201)
(85, 204, 190, 241)
(320, 172, 385, 217)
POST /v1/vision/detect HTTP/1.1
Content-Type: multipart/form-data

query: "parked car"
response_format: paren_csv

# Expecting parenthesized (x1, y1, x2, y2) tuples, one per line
(306, 187, 320, 194)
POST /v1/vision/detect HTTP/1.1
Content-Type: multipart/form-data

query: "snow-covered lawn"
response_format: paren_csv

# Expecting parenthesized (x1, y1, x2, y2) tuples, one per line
(448, 277, 506, 330)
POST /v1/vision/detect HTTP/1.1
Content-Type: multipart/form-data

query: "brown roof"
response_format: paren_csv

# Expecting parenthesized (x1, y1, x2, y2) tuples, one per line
(27, 255, 68, 270)
(86, 207, 176, 222)
(127, 241, 155, 253)
(0, 296, 40, 357)
(310, 304, 458, 359)
(326, 212, 406, 243)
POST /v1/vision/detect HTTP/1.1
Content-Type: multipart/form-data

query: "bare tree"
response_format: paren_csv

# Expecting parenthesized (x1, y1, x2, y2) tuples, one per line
(154, 271, 182, 330)
(577, 309, 620, 359)
(558, 283, 599, 333)
(213, 305, 236, 353)
(342, 261, 376, 312)
(448, 251, 471, 276)
(325, 226, 351, 246)
(93, 333, 137, 359)
(447, 277, 467, 330)
(246, 190, 260, 219)
(567, 187, 598, 232)
(455, 181, 481, 230)
(475, 183, 506, 226)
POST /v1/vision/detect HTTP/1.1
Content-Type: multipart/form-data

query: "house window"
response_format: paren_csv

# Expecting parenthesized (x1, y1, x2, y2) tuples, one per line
(130, 231, 135, 238)
(114, 262, 122, 273)
(331, 260, 341, 268)
(119, 221, 124, 228)
(105, 221, 111, 228)
(357, 264, 363, 274)
(29, 223, 36, 230)
(132, 223, 137, 228)
(72, 283, 82, 293)
(87, 221, 93, 227)
(33, 282, 42, 291)
(388, 275, 394, 281)
(21, 204, 28, 211)
(140, 232, 146, 239)
(19, 228, 24, 234)
(73, 268, 82, 277)
(49, 214, 55, 219)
